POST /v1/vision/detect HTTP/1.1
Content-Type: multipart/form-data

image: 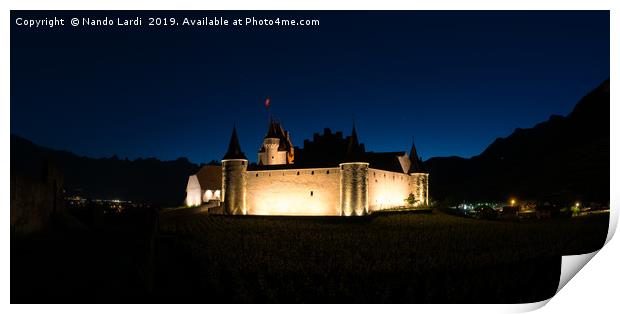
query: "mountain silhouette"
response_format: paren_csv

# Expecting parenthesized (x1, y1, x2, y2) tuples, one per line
(425, 79, 610, 204)
(11, 80, 609, 207)
(10, 135, 200, 207)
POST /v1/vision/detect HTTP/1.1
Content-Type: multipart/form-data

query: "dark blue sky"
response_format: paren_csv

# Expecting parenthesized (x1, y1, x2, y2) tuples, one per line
(11, 11, 609, 164)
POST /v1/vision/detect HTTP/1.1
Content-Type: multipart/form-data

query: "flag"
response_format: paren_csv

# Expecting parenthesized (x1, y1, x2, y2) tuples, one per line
(265, 96, 271, 109)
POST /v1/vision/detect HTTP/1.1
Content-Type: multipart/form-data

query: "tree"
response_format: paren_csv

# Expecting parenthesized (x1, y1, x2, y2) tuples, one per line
(405, 193, 417, 207)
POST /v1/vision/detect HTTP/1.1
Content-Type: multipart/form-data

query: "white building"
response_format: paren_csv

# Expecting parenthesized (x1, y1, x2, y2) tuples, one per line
(185, 164, 222, 207)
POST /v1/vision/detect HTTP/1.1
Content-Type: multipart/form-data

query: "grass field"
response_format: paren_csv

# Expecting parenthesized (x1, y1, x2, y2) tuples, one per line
(152, 209, 609, 303)
(11, 207, 609, 303)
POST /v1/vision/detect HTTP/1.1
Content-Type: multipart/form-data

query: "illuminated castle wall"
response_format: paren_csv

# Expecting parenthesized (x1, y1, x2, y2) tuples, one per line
(246, 167, 341, 215)
(186, 119, 429, 216)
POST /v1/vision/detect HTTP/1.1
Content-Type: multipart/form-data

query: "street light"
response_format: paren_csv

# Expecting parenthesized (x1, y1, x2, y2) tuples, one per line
(510, 199, 516, 206)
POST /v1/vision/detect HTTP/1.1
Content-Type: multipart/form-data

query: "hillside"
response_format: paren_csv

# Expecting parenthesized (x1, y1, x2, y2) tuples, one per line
(10, 135, 200, 207)
(425, 79, 610, 203)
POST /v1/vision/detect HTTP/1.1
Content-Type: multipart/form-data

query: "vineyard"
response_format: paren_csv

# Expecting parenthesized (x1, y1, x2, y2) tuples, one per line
(154, 209, 609, 303)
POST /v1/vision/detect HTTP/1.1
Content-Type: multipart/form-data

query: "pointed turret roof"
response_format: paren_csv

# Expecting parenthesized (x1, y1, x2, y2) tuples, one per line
(223, 126, 247, 160)
(261, 117, 294, 153)
(408, 137, 424, 173)
(344, 122, 364, 162)
(349, 122, 359, 147)
(266, 116, 281, 139)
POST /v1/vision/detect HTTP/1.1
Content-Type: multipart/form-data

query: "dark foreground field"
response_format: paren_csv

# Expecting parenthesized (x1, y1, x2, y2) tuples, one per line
(12, 208, 609, 303)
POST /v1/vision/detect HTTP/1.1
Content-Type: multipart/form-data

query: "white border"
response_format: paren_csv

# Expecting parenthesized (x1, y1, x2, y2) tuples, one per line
(2, 1, 616, 313)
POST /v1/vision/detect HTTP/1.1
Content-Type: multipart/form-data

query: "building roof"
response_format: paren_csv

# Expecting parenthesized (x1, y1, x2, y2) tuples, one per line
(363, 151, 408, 173)
(195, 165, 222, 190)
(265, 118, 285, 139)
(344, 123, 364, 162)
(226, 121, 426, 174)
(223, 126, 247, 160)
(262, 118, 293, 152)
(408, 138, 424, 173)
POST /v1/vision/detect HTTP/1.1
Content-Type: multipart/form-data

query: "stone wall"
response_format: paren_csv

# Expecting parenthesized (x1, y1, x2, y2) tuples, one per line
(367, 168, 414, 211)
(246, 167, 340, 216)
(11, 163, 64, 234)
(410, 173, 429, 207)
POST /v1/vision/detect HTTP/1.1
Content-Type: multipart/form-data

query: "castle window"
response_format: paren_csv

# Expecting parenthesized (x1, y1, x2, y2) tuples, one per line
(311, 171, 314, 175)
(310, 191, 314, 196)
(256, 173, 259, 177)
(326, 170, 330, 174)
(297, 171, 300, 175)
(272, 156, 274, 159)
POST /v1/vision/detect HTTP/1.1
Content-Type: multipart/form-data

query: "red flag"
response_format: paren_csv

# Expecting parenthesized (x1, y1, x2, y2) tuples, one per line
(264, 96, 271, 109)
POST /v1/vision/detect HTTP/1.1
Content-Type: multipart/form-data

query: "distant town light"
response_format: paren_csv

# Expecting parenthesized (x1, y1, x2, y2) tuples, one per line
(510, 199, 516, 206)
(575, 202, 580, 207)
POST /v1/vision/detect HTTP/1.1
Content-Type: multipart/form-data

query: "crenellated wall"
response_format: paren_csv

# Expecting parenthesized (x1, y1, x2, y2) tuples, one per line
(258, 138, 288, 165)
(246, 167, 340, 216)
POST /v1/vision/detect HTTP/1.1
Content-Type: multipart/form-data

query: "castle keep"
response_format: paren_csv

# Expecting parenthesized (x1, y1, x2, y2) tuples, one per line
(186, 119, 429, 216)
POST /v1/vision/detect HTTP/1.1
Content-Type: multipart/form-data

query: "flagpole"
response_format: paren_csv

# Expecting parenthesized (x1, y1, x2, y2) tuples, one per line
(265, 96, 271, 124)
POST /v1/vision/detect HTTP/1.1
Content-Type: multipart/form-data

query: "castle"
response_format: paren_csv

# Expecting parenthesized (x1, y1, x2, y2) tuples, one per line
(185, 119, 429, 216)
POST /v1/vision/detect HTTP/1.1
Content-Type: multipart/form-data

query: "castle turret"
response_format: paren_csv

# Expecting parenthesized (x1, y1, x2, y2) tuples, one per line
(344, 123, 365, 161)
(258, 118, 293, 165)
(408, 137, 424, 173)
(261, 137, 281, 165)
(222, 126, 248, 215)
(339, 162, 369, 216)
(408, 137, 429, 206)
(339, 123, 369, 215)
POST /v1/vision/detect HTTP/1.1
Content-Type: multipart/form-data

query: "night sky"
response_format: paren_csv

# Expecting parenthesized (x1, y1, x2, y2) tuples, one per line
(11, 11, 609, 164)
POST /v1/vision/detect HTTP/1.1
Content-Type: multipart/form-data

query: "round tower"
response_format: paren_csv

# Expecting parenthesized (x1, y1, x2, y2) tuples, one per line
(339, 162, 369, 216)
(262, 137, 281, 165)
(222, 159, 247, 215)
(222, 127, 248, 215)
